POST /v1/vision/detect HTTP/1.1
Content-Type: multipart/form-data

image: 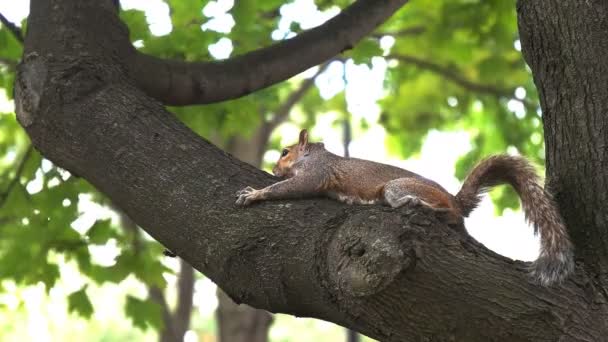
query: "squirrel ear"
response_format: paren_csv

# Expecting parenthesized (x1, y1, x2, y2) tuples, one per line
(298, 129, 309, 147)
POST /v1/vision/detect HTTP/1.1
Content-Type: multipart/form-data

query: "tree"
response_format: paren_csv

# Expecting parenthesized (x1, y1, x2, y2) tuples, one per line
(7, 0, 608, 340)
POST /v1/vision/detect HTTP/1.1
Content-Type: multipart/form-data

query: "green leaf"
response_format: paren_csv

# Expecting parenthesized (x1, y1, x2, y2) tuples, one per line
(85, 264, 130, 284)
(347, 39, 383, 66)
(2, 184, 30, 218)
(39, 262, 60, 291)
(125, 295, 164, 331)
(86, 219, 116, 244)
(119, 9, 151, 42)
(21, 149, 42, 182)
(67, 286, 94, 319)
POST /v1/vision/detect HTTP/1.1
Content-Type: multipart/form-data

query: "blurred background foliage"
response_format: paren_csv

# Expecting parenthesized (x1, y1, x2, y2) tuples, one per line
(0, 0, 541, 340)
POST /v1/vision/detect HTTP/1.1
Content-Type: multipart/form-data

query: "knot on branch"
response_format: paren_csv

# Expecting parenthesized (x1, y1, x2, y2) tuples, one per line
(327, 210, 418, 297)
(14, 52, 47, 128)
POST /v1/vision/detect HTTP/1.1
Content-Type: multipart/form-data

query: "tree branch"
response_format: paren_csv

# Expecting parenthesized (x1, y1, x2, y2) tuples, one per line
(388, 54, 536, 108)
(262, 62, 330, 137)
(0, 12, 24, 43)
(128, 0, 409, 106)
(227, 62, 328, 167)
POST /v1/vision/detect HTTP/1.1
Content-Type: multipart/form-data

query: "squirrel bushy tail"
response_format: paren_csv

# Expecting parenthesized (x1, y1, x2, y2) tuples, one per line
(455, 155, 574, 286)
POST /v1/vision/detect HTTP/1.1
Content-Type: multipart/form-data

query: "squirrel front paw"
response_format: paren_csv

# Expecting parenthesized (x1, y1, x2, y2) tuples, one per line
(235, 186, 261, 206)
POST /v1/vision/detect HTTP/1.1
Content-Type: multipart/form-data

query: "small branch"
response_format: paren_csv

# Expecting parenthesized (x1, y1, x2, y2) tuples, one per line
(388, 54, 536, 109)
(129, 0, 409, 105)
(0, 145, 33, 209)
(251, 61, 329, 165)
(266, 62, 330, 132)
(0, 12, 24, 43)
(227, 61, 328, 167)
(49, 239, 88, 251)
(173, 260, 195, 338)
(149, 286, 179, 342)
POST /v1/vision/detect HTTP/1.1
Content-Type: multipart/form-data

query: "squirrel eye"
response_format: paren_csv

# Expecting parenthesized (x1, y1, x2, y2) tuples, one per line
(281, 149, 289, 157)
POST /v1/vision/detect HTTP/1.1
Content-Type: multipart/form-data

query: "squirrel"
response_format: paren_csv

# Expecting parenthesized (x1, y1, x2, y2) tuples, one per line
(235, 129, 574, 286)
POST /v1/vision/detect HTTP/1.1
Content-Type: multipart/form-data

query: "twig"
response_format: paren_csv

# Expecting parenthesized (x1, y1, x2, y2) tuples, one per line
(255, 61, 331, 162)
(372, 26, 425, 39)
(266, 61, 331, 131)
(388, 54, 536, 109)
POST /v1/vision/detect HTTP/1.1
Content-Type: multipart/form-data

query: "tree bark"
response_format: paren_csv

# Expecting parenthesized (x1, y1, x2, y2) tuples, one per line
(14, 0, 608, 341)
(517, 0, 608, 283)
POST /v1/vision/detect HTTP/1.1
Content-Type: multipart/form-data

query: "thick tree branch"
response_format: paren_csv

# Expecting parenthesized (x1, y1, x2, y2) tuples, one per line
(389, 54, 536, 108)
(0, 12, 24, 43)
(128, 0, 409, 106)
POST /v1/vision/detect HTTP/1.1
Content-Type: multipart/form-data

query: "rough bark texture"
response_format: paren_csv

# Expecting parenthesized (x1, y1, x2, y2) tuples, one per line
(517, 0, 608, 280)
(14, 0, 608, 341)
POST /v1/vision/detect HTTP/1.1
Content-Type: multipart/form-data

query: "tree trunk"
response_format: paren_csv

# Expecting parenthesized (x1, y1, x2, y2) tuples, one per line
(517, 0, 608, 286)
(119, 211, 195, 342)
(14, 0, 608, 341)
(216, 288, 273, 342)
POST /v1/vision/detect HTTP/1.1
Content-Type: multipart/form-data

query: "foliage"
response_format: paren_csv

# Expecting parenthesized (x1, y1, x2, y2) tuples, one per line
(0, 0, 542, 335)
(67, 286, 94, 318)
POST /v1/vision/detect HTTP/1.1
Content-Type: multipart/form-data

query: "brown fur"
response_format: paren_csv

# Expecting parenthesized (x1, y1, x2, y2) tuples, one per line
(237, 130, 574, 286)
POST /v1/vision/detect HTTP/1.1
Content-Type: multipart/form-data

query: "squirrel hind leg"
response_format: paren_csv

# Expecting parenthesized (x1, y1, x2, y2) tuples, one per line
(382, 178, 445, 209)
(386, 194, 432, 209)
(383, 178, 462, 225)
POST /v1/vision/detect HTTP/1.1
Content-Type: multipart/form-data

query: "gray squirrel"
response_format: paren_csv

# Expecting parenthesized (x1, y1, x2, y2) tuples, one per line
(236, 129, 574, 286)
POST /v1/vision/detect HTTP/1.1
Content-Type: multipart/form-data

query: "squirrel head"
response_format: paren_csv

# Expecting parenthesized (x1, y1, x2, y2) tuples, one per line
(273, 129, 323, 178)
